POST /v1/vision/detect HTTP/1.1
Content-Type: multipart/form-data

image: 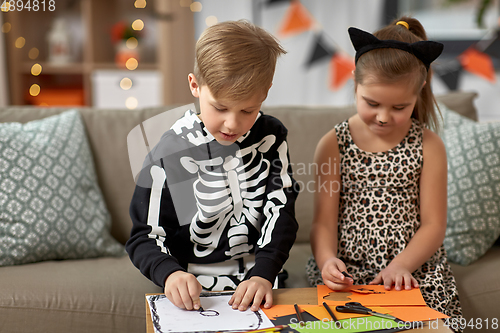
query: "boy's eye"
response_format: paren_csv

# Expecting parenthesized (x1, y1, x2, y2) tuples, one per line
(214, 106, 226, 112)
(242, 110, 255, 114)
(367, 102, 378, 107)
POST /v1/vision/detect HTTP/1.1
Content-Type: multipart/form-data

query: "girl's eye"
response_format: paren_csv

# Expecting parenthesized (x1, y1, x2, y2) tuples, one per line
(367, 102, 378, 107)
(242, 110, 254, 114)
(394, 106, 405, 111)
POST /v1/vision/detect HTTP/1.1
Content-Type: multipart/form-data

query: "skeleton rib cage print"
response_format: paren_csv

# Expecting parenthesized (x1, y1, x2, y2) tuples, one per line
(140, 110, 295, 263)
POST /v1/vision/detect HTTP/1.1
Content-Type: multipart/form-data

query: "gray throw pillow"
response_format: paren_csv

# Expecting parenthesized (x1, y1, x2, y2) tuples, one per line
(0, 110, 124, 266)
(441, 106, 500, 265)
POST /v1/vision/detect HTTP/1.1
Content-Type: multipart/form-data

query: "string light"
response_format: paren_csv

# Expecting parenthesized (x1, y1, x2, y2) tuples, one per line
(1, 22, 11, 33)
(29, 48, 39, 60)
(125, 96, 138, 109)
(132, 19, 144, 31)
(31, 63, 42, 76)
(126, 58, 138, 70)
(1, 2, 11, 11)
(120, 77, 133, 90)
(126, 37, 138, 49)
(29, 84, 40, 97)
(206, 16, 218, 27)
(190, 2, 202, 12)
(15, 37, 25, 48)
(134, 0, 146, 8)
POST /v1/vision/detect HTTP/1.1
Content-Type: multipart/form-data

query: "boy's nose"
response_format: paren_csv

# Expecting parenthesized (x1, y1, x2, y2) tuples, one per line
(224, 114, 239, 132)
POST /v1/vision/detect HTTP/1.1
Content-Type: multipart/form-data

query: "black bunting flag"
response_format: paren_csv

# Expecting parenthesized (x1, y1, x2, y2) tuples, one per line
(306, 32, 336, 67)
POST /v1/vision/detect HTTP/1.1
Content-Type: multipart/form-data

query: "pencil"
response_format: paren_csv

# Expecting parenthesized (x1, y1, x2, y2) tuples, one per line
(220, 324, 289, 333)
(322, 302, 338, 322)
(242, 325, 289, 333)
(294, 303, 304, 323)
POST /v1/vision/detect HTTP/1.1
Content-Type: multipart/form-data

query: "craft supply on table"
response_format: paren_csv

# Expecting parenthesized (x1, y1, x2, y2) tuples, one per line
(146, 293, 274, 333)
(336, 301, 406, 324)
(294, 303, 304, 323)
(322, 302, 338, 322)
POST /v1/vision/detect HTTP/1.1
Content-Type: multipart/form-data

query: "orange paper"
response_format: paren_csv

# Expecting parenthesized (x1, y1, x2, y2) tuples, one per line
(262, 304, 391, 321)
(383, 306, 449, 322)
(277, 1, 314, 38)
(318, 285, 426, 306)
(459, 47, 496, 83)
(330, 53, 355, 90)
(263, 303, 448, 324)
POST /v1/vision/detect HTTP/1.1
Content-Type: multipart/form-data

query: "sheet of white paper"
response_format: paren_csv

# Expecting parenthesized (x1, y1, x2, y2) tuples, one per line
(146, 294, 274, 333)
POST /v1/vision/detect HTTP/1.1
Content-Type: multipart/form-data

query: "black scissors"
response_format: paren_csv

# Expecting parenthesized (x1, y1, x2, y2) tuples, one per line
(336, 302, 405, 324)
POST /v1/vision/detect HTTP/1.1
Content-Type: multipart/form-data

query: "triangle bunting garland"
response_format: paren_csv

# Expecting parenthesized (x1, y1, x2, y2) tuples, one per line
(306, 32, 336, 67)
(270, 1, 498, 92)
(434, 59, 463, 91)
(265, 0, 290, 5)
(330, 53, 355, 91)
(459, 47, 496, 83)
(484, 30, 500, 59)
(277, 0, 314, 38)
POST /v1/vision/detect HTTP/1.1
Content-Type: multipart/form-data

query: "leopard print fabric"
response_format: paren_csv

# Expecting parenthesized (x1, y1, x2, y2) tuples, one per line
(306, 119, 463, 322)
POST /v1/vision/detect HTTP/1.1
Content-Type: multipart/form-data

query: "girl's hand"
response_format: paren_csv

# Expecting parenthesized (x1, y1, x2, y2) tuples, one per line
(369, 262, 419, 291)
(321, 257, 353, 290)
(164, 271, 203, 310)
(229, 276, 273, 312)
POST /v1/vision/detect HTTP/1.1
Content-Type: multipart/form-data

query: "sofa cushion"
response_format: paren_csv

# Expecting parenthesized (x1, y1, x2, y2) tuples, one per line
(0, 106, 181, 245)
(0, 256, 162, 333)
(442, 107, 500, 265)
(0, 110, 124, 266)
(449, 246, 500, 321)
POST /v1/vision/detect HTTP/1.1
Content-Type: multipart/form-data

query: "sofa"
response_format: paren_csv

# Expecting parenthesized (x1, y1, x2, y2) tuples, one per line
(0, 90, 498, 333)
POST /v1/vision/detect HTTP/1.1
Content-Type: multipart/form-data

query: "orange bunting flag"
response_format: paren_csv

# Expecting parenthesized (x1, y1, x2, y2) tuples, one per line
(329, 53, 355, 90)
(459, 47, 496, 83)
(277, 0, 314, 38)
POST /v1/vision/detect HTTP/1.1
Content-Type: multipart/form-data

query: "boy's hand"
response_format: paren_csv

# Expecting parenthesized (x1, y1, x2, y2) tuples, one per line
(369, 262, 419, 291)
(164, 271, 203, 310)
(228, 276, 273, 312)
(321, 257, 353, 290)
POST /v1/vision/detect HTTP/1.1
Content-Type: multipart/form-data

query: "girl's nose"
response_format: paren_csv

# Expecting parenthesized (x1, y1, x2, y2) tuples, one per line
(376, 110, 390, 124)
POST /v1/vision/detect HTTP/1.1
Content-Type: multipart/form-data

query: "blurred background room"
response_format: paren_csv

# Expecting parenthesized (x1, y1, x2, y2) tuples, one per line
(0, 0, 499, 120)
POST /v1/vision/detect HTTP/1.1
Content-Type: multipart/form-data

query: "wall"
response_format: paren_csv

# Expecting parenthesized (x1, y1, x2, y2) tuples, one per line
(193, 0, 499, 119)
(0, 14, 8, 106)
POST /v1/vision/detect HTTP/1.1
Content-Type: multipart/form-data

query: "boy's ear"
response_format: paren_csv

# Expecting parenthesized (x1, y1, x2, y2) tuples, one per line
(188, 74, 200, 98)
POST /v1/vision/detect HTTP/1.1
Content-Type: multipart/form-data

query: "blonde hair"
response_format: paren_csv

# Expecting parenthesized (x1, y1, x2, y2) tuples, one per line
(194, 20, 286, 101)
(354, 16, 441, 132)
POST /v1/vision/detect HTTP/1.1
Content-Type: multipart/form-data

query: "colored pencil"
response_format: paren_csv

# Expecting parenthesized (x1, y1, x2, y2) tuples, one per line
(322, 301, 338, 322)
(219, 324, 289, 333)
(294, 303, 304, 322)
(242, 324, 289, 333)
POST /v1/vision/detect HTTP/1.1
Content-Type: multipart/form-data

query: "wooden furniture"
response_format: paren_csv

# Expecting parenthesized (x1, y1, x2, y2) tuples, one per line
(2, 0, 195, 106)
(145, 288, 453, 332)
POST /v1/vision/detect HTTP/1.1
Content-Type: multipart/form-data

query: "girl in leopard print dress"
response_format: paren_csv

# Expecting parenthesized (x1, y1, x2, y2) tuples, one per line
(306, 17, 463, 323)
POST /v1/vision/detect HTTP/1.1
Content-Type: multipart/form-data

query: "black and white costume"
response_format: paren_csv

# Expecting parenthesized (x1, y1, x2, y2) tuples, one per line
(126, 110, 299, 290)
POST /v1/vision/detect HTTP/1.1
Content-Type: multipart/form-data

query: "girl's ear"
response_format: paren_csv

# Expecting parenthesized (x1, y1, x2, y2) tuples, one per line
(188, 74, 200, 98)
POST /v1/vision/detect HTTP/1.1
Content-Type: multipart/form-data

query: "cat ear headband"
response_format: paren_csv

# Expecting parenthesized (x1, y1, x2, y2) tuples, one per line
(348, 26, 444, 70)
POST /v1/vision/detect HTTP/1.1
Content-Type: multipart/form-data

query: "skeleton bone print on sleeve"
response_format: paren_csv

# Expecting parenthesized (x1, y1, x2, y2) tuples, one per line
(180, 135, 277, 260)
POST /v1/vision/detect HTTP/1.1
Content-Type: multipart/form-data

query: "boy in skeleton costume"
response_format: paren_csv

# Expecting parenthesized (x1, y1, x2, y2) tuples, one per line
(126, 20, 298, 313)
